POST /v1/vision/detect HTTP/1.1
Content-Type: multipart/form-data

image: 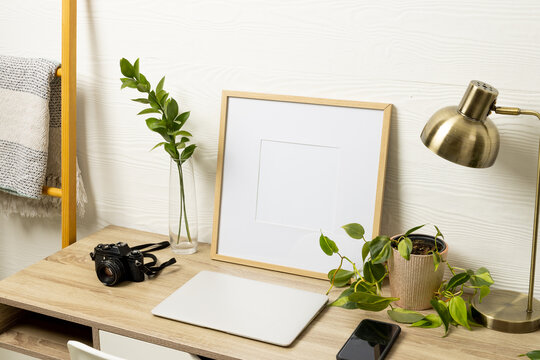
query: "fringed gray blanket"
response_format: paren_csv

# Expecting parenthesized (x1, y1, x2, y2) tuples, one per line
(0, 55, 86, 217)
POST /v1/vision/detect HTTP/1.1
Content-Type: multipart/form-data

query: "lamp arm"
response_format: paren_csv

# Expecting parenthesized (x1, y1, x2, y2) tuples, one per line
(494, 106, 540, 120)
(493, 105, 540, 314)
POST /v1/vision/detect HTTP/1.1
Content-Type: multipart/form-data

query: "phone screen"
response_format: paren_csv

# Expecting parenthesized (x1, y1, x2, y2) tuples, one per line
(336, 319, 400, 360)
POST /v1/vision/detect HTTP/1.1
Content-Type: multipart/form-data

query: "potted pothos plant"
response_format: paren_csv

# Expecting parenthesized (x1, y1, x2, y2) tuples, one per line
(119, 58, 198, 254)
(320, 223, 494, 336)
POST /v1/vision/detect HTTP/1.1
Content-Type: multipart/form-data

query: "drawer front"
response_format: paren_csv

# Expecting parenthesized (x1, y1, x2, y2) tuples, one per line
(99, 330, 200, 360)
(0, 348, 38, 360)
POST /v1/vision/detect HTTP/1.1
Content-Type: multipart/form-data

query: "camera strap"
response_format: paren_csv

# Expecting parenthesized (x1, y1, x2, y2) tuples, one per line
(132, 241, 177, 277)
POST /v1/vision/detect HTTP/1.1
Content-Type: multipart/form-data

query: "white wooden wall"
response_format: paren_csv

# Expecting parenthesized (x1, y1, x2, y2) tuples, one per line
(0, 0, 539, 296)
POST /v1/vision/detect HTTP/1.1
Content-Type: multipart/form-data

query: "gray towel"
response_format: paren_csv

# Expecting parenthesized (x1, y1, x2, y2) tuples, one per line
(0, 55, 86, 217)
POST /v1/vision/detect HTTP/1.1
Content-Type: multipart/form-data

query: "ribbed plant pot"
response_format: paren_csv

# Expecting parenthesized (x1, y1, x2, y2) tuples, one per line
(387, 234, 448, 310)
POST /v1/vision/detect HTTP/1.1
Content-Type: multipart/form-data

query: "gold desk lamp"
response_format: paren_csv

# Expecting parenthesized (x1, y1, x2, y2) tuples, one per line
(421, 80, 540, 333)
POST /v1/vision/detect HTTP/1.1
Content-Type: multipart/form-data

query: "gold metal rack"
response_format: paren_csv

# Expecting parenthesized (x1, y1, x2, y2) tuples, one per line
(41, 0, 77, 248)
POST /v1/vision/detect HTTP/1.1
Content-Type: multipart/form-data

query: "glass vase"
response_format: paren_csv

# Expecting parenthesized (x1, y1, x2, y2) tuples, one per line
(169, 156, 198, 254)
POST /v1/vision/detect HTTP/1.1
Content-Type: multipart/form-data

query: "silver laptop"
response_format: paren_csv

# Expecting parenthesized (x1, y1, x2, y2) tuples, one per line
(152, 271, 328, 346)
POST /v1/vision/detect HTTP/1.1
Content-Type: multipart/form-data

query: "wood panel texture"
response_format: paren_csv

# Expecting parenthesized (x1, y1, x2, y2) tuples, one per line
(0, 226, 538, 360)
(0, 0, 540, 301)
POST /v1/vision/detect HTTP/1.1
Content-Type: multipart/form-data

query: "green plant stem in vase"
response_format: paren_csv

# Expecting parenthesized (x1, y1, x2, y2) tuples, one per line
(119, 58, 198, 254)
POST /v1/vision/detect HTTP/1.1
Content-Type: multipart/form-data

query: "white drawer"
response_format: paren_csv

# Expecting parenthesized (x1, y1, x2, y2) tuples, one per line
(99, 330, 200, 360)
(0, 348, 38, 360)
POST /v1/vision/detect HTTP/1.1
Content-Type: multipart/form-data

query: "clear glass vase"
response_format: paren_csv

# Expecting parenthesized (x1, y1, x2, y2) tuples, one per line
(169, 156, 198, 254)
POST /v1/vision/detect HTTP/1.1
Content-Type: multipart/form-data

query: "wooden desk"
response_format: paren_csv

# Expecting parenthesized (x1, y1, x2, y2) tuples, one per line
(0, 226, 538, 360)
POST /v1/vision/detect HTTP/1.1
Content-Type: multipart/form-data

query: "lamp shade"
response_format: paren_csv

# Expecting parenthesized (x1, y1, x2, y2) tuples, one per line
(420, 81, 501, 168)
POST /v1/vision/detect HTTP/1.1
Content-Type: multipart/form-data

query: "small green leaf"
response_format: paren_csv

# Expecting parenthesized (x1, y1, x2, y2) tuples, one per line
(519, 351, 540, 359)
(330, 288, 359, 309)
(156, 76, 165, 93)
(150, 142, 166, 151)
(347, 292, 398, 312)
(362, 241, 371, 262)
(328, 269, 355, 287)
(398, 237, 412, 260)
(479, 285, 490, 303)
(175, 111, 191, 127)
(131, 98, 150, 104)
(372, 242, 391, 264)
(138, 108, 161, 115)
(342, 223, 365, 239)
(120, 78, 137, 89)
(180, 144, 197, 163)
(434, 225, 444, 239)
(145, 118, 165, 131)
(432, 252, 441, 271)
(169, 130, 193, 138)
(431, 299, 450, 336)
(446, 273, 470, 292)
(133, 58, 140, 80)
(120, 58, 134, 78)
(469, 267, 494, 287)
(448, 296, 470, 330)
(363, 261, 386, 284)
(164, 143, 178, 159)
(387, 308, 424, 324)
(369, 236, 391, 264)
(411, 314, 442, 328)
(148, 91, 160, 110)
(167, 98, 179, 121)
(404, 224, 425, 236)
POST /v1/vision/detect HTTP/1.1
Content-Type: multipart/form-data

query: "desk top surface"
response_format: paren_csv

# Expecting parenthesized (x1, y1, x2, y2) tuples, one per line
(0, 226, 538, 360)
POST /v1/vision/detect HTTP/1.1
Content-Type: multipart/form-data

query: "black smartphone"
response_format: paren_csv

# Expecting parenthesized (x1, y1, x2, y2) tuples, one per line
(336, 319, 401, 360)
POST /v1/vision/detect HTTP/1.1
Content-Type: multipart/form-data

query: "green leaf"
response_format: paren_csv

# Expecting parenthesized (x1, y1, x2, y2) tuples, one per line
(479, 285, 490, 303)
(369, 236, 391, 264)
(411, 314, 442, 328)
(448, 296, 470, 330)
(150, 142, 166, 151)
(138, 108, 161, 115)
(519, 351, 540, 359)
(175, 111, 191, 127)
(131, 98, 150, 104)
(156, 76, 165, 93)
(167, 98, 179, 121)
(404, 224, 425, 236)
(432, 252, 441, 271)
(120, 58, 134, 78)
(430, 299, 450, 336)
(180, 144, 197, 163)
(434, 225, 444, 239)
(133, 58, 140, 80)
(466, 304, 482, 327)
(157, 90, 169, 104)
(328, 269, 355, 287)
(120, 78, 137, 89)
(342, 223, 365, 239)
(469, 267, 494, 287)
(398, 237, 412, 260)
(164, 143, 179, 159)
(362, 241, 371, 262)
(347, 292, 398, 312)
(330, 288, 359, 309)
(145, 118, 165, 131)
(446, 273, 470, 292)
(148, 91, 160, 110)
(387, 308, 424, 324)
(137, 73, 150, 92)
(363, 261, 386, 284)
(175, 130, 193, 137)
(319, 234, 338, 256)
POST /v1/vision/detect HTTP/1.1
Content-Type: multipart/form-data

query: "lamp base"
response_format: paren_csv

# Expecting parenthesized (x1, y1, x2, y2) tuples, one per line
(471, 289, 540, 333)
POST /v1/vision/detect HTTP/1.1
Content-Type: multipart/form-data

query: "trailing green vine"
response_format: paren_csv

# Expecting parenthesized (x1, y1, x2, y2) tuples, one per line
(320, 223, 494, 336)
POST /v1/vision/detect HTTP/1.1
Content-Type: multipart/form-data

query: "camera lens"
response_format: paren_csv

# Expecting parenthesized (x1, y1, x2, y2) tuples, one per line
(96, 259, 125, 286)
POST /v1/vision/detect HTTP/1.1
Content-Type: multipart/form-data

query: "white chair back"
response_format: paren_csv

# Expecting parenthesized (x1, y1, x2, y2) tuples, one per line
(67, 341, 126, 360)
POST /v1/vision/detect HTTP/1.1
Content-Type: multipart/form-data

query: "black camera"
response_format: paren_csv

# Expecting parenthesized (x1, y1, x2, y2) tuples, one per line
(90, 242, 146, 286)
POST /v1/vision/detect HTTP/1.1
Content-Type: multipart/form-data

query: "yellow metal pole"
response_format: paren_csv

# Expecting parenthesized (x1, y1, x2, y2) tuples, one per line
(61, 0, 77, 248)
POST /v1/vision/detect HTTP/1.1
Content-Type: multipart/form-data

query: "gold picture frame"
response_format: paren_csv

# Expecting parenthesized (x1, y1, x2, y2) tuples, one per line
(211, 90, 392, 279)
